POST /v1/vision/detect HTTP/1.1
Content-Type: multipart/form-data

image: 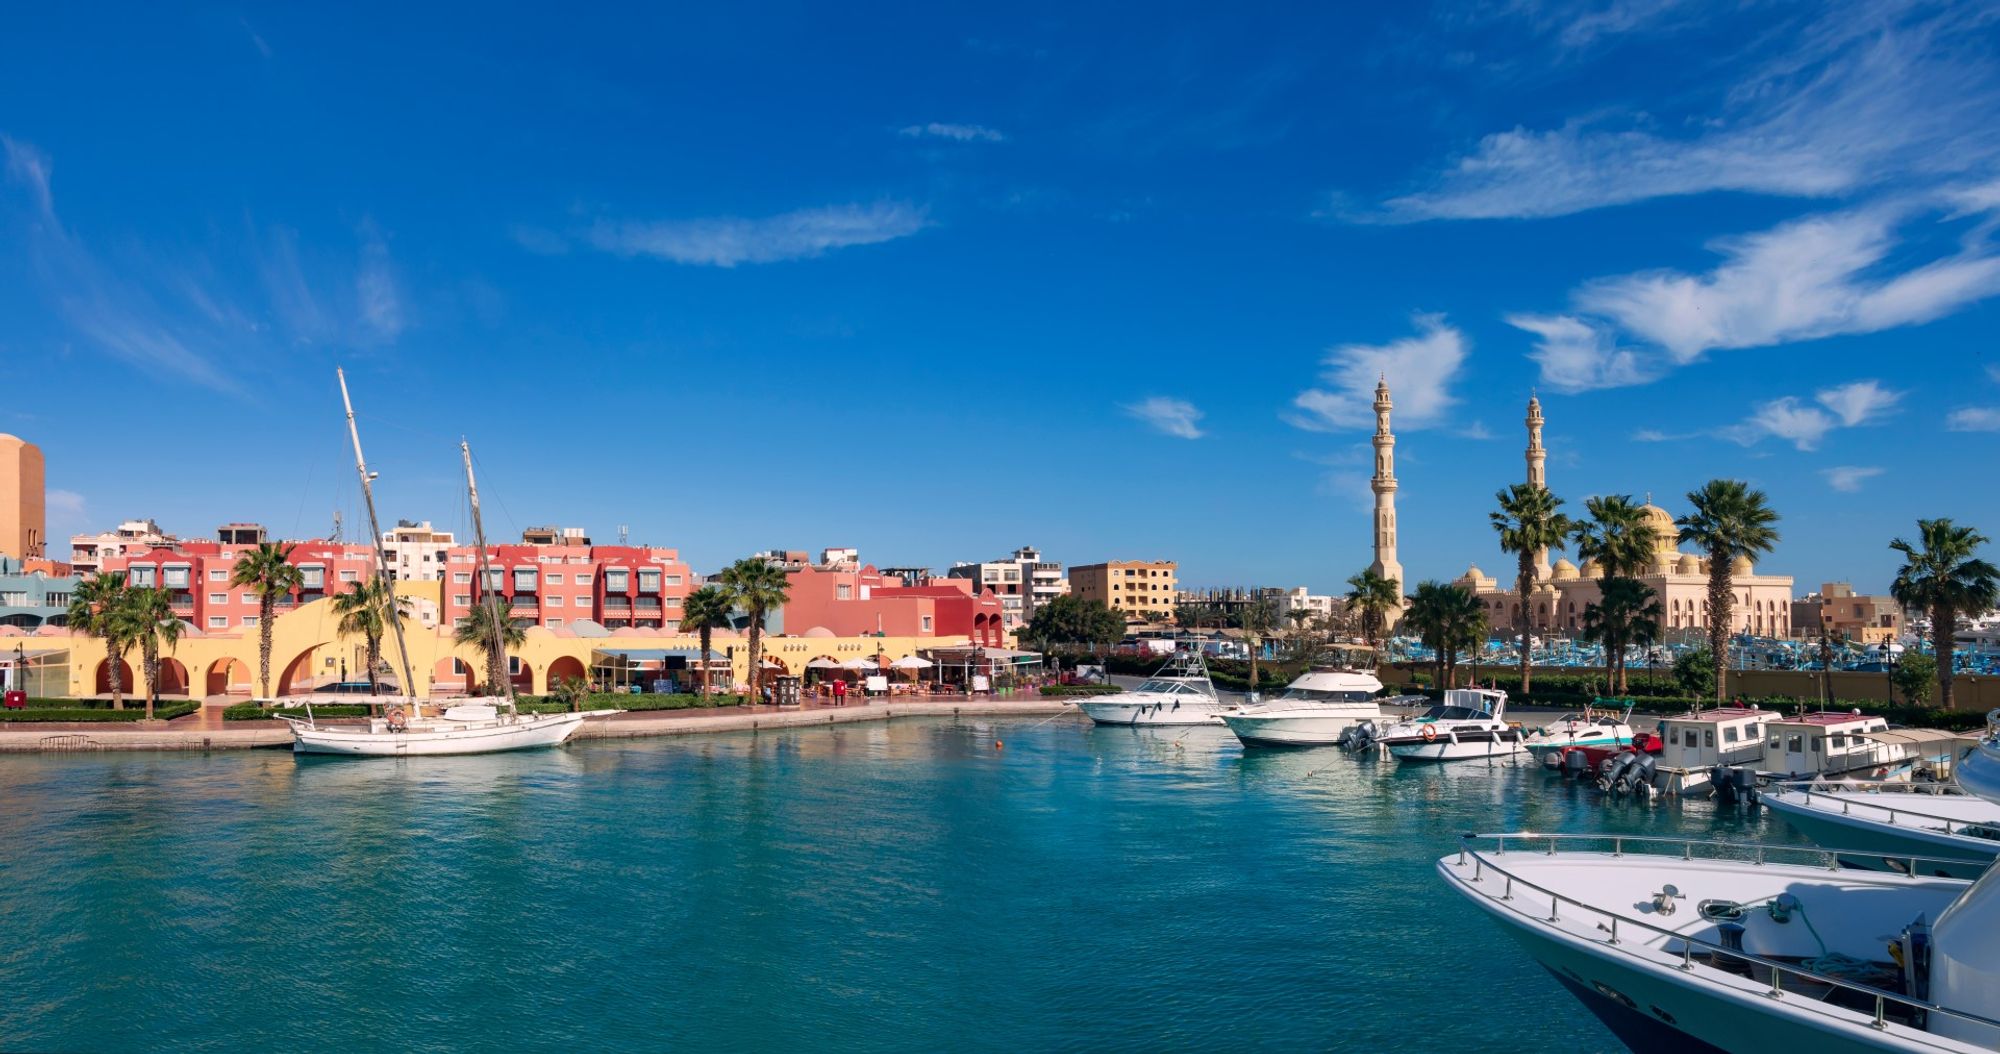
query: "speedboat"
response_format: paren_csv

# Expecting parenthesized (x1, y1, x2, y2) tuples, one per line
(280, 697, 617, 756)
(1523, 704, 1639, 757)
(1376, 688, 1524, 763)
(1218, 666, 1384, 747)
(1438, 709, 2000, 1052)
(1076, 650, 1226, 727)
(1759, 780, 2000, 878)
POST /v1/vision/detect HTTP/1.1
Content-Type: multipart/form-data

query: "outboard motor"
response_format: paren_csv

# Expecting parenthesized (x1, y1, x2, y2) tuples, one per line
(1563, 748, 1589, 779)
(1712, 765, 1741, 805)
(1541, 750, 1564, 771)
(1598, 752, 1638, 794)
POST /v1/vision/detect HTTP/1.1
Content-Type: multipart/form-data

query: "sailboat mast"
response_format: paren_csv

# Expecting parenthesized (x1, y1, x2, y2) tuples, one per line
(337, 368, 419, 701)
(461, 441, 512, 703)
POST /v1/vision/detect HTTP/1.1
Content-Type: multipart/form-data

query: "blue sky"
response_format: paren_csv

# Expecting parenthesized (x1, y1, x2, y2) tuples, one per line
(2, 2, 1997, 593)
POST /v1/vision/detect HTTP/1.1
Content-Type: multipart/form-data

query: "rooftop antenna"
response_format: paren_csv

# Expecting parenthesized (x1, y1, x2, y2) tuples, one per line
(618, 524, 629, 545)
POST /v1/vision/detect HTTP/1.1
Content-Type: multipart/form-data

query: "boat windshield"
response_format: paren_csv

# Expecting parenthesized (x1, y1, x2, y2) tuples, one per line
(1419, 704, 1492, 721)
(1282, 688, 1372, 702)
(1135, 679, 1196, 694)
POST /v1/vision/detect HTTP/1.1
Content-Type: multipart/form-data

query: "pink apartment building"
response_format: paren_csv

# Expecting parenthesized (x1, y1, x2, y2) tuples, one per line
(438, 543, 695, 631)
(783, 564, 1009, 646)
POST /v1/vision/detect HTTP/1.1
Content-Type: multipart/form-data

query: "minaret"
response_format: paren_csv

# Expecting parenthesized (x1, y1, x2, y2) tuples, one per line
(1368, 377, 1405, 603)
(1526, 394, 1551, 581)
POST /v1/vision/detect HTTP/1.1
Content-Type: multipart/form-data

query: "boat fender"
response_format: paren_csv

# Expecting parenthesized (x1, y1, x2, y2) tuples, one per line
(1421, 725, 1438, 742)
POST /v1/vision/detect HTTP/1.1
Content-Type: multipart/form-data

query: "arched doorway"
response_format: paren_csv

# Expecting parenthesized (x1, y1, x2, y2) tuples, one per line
(276, 645, 326, 696)
(95, 657, 137, 696)
(206, 657, 251, 696)
(434, 657, 470, 696)
(157, 657, 191, 696)
(547, 655, 586, 691)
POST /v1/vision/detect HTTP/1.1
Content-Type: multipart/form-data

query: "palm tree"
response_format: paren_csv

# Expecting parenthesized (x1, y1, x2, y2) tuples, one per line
(1890, 519, 2000, 710)
(1241, 599, 1278, 692)
(718, 557, 792, 703)
(67, 572, 135, 709)
(230, 542, 301, 699)
(1675, 480, 1781, 705)
(1580, 577, 1661, 695)
(679, 585, 734, 696)
(1344, 569, 1400, 661)
(1402, 581, 1485, 689)
(124, 586, 183, 721)
(453, 598, 529, 694)
(1491, 483, 1574, 695)
(1571, 494, 1660, 690)
(332, 578, 408, 696)
(1571, 495, 1659, 579)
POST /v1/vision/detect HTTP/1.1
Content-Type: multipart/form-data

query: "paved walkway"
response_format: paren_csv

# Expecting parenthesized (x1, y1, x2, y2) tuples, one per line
(0, 696, 1077, 753)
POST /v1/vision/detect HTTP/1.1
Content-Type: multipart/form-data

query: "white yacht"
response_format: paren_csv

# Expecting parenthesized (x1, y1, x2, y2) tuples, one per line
(1438, 711, 2000, 1052)
(1376, 688, 1524, 763)
(1076, 650, 1226, 727)
(1654, 706, 1970, 798)
(1759, 780, 1999, 878)
(1218, 666, 1385, 747)
(1522, 705, 1639, 758)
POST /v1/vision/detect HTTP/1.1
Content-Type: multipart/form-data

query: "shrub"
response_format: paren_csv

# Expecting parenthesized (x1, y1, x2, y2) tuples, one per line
(223, 701, 371, 721)
(0, 700, 199, 722)
(1039, 684, 1124, 697)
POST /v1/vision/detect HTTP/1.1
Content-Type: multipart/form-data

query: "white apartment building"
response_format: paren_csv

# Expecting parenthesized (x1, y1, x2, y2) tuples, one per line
(69, 518, 178, 576)
(950, 546, 1067, 631)
(381, 520, 457, 581)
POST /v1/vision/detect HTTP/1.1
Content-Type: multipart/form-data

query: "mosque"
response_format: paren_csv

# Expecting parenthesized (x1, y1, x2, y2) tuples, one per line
(1366, 383, 1795, 639)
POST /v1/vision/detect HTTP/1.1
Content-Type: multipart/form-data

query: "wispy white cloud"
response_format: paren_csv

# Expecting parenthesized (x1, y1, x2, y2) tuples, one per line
(355, 224, 403, 341)
(1552, 0, 1695, 48)
(1947, 406, 2000, 432)
(1822, 465, 1885, 492)
(898, 122, 1005, 143)
(1722, 380, 1902, 450)
(240, 17, 272, 58)
(1288, 314, 1468, 432)
(1368, 4, 2000, 221)
(1573, 207, 2000, 364)
(587, 202, 929, 267)
(1506, 312, 1657, 393)
(1122, 396, 1205, 439)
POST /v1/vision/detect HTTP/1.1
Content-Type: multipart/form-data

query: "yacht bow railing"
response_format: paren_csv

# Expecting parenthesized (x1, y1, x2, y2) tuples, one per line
(1451, 831, 2000, 1037)
(1764, 781, 2000, 841)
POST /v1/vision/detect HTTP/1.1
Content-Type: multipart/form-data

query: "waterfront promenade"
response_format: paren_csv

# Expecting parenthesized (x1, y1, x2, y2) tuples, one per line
(0, 695, 1075, 752)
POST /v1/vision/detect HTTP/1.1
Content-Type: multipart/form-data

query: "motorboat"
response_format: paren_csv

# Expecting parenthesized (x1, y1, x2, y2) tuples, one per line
(1654, 706, 1971, 799)
(1375, 688, 1524, 763)
(1438, 709, 2000, 1052)
(282, 698, 607, 756)
(1759, 780, 2000, 878)
(1523, 704, 1639, 757)
(1076, 649, 1227, 727)
(1218, 666, 1385, 747)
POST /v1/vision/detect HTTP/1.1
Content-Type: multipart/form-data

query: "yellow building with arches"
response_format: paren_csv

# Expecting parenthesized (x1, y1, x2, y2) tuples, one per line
(49, 579, 972, 699)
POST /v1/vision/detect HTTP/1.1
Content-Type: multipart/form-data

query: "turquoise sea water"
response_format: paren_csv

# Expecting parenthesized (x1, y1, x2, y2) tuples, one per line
(0, 717, 1800, 1053)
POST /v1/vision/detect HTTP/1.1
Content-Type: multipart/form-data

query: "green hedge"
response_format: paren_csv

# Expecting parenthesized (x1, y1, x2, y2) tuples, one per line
(1039, 684, 1124, 697)
(514, 693, 748, 714)
(0, 700, 200, 722)
(223, 701, 373, 721)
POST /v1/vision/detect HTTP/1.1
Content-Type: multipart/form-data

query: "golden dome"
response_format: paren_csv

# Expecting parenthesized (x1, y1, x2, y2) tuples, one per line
(1640, 503, 1678, 554)
(1676, 554, 1701, 575)
(1578, 558, 1603, 579)
(1552, 558, 1579, 581)
(1731, 554, 1754, 575)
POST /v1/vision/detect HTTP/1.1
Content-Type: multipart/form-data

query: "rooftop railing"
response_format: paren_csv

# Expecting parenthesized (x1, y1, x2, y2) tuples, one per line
(1451, 831, 2000, 1038)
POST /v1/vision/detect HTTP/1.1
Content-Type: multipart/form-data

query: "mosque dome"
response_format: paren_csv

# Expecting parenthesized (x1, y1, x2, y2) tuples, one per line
(1578, 558, 1604, 579)
(1731, 555, 1755, 576)
(1676, 554, 1701, 575)
(1640, 503, 1678, 554)
(1552, 558, 1579, 581)
(803, 626, 836, 638)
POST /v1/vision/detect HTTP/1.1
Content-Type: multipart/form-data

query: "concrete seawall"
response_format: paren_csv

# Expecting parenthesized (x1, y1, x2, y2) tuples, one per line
(0, 700, 1077, 753)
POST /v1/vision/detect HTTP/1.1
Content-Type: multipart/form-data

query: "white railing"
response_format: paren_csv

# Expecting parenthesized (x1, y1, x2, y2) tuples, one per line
(1452, 831, 2000, 1036)
(1766, 782, 2000, 840)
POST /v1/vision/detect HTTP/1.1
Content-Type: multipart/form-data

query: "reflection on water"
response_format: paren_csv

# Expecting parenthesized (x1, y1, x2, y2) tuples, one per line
(0, 716, 1797, 1053)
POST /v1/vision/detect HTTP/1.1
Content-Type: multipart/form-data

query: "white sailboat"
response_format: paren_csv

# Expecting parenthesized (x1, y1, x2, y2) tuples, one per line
(282, 370, 617, 757)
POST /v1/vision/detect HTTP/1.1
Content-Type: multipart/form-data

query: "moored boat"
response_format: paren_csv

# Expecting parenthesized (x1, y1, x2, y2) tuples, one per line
(283, 699, 599, 756)
(1219, 666, 1384, 746)
(1376, 688, 1524, 763)
(1759, 779, 1999, 878)
(1439, 709, 2000, 1052)
(1523, 703, 1639, 757)
(1076, 649, 1226, 727)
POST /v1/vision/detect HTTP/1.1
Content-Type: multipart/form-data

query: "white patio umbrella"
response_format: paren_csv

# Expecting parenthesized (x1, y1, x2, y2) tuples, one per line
(890, 656, 933, 670)
(805, 657, 841, 670)
(840, 656, 877, 671)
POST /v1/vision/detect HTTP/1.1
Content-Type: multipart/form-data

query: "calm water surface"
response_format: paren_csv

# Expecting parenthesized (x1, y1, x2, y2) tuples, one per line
(0, 717, 1800, 1053)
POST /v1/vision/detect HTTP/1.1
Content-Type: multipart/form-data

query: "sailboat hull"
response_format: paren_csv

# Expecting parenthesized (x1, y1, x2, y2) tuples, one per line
(289, 712, 590, 756)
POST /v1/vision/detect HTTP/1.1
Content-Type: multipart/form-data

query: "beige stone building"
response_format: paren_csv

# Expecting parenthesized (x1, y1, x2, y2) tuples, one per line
(0, 435, 46, 562)
(1792, 582, 1902, 643)
(1070, 560, 1178, 619)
